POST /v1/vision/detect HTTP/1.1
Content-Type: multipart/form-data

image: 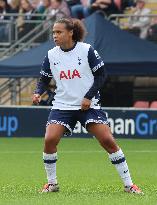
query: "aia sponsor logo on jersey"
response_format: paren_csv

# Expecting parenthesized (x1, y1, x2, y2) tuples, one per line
(60, 69, 81, 80)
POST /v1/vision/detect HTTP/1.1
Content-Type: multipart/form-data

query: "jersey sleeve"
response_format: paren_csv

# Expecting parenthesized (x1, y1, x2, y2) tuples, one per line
(40, 55, 53, 78)
(88, 46, 104, 73)
(34, 55, 52, 95)
(84, 65, 107, 100)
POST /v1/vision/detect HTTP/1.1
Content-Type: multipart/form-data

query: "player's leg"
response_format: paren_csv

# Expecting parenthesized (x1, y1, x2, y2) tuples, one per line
(87, 122, 143, 194)
(42, 123, 66, 193)
(88, 122, 119, 153)
(42, 109, 76, 193)
(44, 123, 65, 153)
(80, 108, 143, 194)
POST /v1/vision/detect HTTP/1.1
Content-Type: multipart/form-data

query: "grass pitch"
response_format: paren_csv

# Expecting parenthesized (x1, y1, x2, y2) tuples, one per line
(0, 137, 157, 205)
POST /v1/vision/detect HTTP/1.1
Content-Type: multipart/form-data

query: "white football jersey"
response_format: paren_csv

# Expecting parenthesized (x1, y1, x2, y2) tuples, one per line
(42, 42, 104, 110)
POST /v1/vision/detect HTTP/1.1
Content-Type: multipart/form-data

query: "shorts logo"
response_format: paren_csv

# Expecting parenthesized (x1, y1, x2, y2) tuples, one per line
(60, 69, 81, 80)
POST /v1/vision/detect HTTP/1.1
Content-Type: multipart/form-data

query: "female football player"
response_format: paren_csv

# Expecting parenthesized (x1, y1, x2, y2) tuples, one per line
(32, 18, 143, 194)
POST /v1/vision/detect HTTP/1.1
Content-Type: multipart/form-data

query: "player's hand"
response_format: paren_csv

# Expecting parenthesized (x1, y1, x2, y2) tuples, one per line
(32, 94, 41, 105)
(81, 98, 91, 111)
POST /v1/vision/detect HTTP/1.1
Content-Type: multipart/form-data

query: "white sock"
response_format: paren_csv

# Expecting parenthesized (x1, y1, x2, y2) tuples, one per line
(43, 152, 58, 185)
(109, 149, 133, 187)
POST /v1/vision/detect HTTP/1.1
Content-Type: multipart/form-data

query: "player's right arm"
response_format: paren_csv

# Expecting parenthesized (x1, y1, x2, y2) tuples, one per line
(32, 55, 52, 105)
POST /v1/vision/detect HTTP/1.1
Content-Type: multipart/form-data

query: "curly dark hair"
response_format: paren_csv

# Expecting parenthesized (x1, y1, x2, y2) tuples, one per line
(55, 18, 87, 42)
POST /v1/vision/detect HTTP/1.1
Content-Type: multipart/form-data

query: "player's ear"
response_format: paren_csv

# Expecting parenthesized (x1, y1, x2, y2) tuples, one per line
(69, 30, 73, 37)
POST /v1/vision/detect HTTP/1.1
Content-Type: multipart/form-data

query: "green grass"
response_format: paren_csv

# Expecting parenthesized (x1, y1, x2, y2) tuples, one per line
(0, 138, 157, 205)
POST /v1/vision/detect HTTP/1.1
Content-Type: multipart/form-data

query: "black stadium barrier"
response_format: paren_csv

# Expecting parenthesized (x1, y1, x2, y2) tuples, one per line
(0, 106, 157, 139)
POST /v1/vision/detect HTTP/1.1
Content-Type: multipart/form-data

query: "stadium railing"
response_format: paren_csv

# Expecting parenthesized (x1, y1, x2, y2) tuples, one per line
(108, 13, 157, 43)
(0, 20, 13, 47)
(0, 13, 55, 55)
(0, 78, 35, 105)
(0, 14, 57, 105)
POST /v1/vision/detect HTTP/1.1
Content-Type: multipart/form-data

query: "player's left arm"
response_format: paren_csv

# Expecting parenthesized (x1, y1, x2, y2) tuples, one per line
(81, 47, 107, 110)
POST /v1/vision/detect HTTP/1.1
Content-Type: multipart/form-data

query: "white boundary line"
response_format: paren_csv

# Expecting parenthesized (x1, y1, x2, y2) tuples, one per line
(0, 150, 157, 154)
(0, 105, 155, 111)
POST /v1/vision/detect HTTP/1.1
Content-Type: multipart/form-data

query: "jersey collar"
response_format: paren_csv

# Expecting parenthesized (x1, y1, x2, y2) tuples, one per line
(60, 42, 77, 52)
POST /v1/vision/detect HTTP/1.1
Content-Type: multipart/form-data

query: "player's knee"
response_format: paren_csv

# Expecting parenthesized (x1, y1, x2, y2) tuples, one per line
(45, 133, 57, 145)
(100, 133, 115, 146)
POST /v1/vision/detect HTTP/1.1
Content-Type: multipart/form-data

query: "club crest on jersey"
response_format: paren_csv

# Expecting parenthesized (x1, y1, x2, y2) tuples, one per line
(78, 57, 81, 65)
(54, 62, 59, 65)
(60, 69, 81, 80)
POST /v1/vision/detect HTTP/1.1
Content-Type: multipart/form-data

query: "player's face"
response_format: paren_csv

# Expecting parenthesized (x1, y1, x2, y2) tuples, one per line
(52, 23, 73, 49)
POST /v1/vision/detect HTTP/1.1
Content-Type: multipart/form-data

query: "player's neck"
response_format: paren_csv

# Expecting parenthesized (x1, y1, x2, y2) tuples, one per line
(60, 41, 75, 50)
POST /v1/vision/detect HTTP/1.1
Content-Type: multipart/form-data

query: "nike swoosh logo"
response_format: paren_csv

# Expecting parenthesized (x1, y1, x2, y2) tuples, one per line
(124, 170, 128, 173)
